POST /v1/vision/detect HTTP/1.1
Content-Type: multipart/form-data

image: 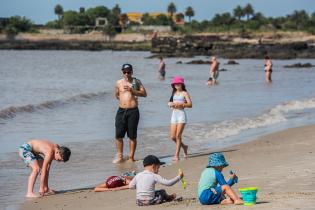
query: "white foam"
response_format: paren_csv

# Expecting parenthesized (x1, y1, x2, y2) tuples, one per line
(187, 96, 315, 140)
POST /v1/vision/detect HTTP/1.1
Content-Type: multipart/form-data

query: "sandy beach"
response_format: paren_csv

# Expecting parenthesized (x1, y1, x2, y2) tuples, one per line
(20, 125, 315, 210)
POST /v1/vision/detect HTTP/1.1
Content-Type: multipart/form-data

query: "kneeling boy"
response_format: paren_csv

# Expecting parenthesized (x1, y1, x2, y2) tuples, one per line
(129, 155, 183, 206)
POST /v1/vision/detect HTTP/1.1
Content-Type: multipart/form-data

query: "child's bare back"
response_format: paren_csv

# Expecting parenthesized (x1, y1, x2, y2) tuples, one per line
(19, 139, 71, 197)
(28, 139, 59, 162)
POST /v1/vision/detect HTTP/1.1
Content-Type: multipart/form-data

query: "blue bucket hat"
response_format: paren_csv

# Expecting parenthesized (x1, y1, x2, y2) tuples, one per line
(207, 152, 229, 167)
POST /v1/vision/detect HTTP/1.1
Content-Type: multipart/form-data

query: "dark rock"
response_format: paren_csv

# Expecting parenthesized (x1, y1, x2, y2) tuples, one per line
(219, 68, 228, 71)
(151, 37, 315, 59)
(284, 63, 314, 68)
(176, 61, 183, 64)
(226, 60, 239, 65)
(186, 60, 211, 64)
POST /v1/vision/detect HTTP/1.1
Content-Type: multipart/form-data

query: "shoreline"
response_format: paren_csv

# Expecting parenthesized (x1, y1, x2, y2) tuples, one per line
(20, 124, 315, 210)
(1, 32, 315, 59)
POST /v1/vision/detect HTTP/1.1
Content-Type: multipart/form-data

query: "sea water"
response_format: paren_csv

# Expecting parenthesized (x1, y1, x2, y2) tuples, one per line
(0, 50, 315, 209)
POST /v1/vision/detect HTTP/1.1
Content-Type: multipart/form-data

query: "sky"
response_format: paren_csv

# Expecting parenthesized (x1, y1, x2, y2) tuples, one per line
(1, 0, 315, 24)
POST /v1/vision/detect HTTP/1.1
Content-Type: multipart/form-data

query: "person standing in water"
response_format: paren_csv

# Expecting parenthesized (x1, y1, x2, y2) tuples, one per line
(264, 56, 273, 83)
(113, 64, 147, 163)
(168, 76, 192, 161)
(158, 56, 166, 80)
(209, 56, 219, 85)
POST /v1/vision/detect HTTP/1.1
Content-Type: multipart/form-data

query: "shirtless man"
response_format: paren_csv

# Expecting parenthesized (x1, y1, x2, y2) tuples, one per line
(114, 64, 147, 163)
(209, 56, 219, 85)
(18, 139, 71, 197)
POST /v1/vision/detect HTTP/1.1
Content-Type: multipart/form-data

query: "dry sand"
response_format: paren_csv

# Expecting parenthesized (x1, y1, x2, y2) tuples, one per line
(21, 125, 315, 210)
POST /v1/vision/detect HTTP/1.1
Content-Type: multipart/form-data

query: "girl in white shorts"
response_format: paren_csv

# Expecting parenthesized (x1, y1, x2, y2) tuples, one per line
(168, 76, 192, 161)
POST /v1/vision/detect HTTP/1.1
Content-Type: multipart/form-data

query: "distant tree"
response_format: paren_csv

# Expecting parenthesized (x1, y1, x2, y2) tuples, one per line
(5, 25, 18, 38)
(271, 17, 286, 29)
(221, 12, 234, 26)
(167, 2, 177, 18)
(243, 3, 254, 20)
(103, 24, 117, 38)
(4, 16, 34, 38)
(188, 20, 203, 32)
(233, 5, 244, 20)
(141, 13, 150, 25)
(7, 16, 33, 32)
(107, 12, 120, 29)
(185, 6, 195, 22)
(54, 4, 64, 21)
(85, 6, 110, 26)
(156, 14, 173, 25)
(141, 13, 172, 26)
(290, 10, 309, 29)
(45, 20, 61, 29)
(112, 4, 121, 16)
(79, 7, 85, 14)
(252, 12, 265, 21)
(212, 12, 234, 26)
(63, 11, 79, 26)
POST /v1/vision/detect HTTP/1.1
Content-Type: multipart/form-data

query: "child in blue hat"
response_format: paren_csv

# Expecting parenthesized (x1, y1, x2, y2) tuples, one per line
(197, 152, 243, 205)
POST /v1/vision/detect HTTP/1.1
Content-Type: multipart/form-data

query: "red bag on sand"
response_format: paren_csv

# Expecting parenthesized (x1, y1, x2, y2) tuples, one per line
(105, 176, 126, 188)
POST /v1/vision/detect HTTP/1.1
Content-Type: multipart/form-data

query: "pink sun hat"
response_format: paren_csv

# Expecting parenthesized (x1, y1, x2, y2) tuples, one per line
(171, 76, 185, 85)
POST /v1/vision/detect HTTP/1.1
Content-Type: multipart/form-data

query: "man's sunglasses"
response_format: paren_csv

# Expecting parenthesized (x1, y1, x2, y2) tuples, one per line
(123, 71, 131, 75)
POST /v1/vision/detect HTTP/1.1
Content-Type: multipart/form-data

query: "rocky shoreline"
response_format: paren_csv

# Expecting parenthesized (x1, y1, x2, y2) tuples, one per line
(0, 40, 151, 51)
(1, 34, 315, 59)
(151, 35, 315, 59)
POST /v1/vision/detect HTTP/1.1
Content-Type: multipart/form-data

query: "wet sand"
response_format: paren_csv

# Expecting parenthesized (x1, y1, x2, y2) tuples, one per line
(21, 125, 315, 210)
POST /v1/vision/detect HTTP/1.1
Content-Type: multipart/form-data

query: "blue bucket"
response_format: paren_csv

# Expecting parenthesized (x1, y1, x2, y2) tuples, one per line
(239, 187, 258, 206)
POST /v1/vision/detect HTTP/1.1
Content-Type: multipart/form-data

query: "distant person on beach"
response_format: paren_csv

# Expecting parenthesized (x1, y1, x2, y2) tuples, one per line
(129, 155, 184, 206)
(158, 56, 166, 80)
(207, 77, 214, 86)
(264, 56, 273, 83)
(209, 56, 219, 85)
(198, 153, 243, 205)
(114, 63, 147, 163)
(94, 171, 136, 192)
(18, 139, 71, 197)
(168, 76, 192, 161)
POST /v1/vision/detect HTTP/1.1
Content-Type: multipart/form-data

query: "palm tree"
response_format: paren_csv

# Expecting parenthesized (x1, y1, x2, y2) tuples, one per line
(167, 2, 177, 19)
(185, 6, 195, 22)
(54, 4, 64, 21)
(233, 5, 244, 20)
(243, 3, 254, 21)
(112, 4, 121, 16)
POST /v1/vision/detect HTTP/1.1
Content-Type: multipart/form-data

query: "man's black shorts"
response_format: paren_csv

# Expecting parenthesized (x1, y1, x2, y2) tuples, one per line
(115, 107, 140, 139)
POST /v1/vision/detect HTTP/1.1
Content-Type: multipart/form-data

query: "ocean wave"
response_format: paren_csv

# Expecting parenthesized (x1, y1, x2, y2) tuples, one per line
(0, 92, 106, 120)
(188, 96, 315, 140)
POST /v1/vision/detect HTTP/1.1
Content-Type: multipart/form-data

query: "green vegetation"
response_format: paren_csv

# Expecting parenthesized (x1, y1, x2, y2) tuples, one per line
(47, 4, 121, 34)
(141, 13, 172, 26)
(179, 4, 315, 35)
(1, 3, 314, 36)
(0, 16, 35, 36)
